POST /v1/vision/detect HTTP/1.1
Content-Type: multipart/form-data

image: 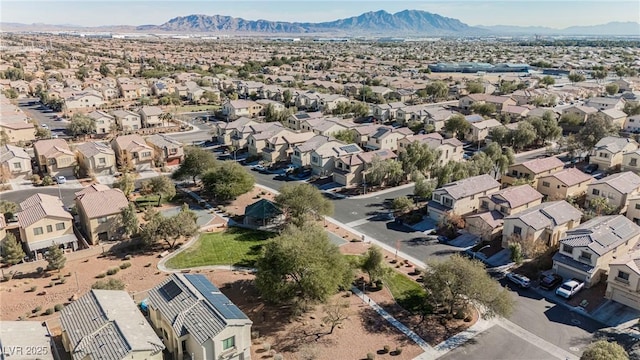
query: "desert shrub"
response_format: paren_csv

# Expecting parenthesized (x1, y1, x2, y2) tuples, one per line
(59, 278, 67, 284)
(30, 174, 41, 184)
(251, 331, 260, 340)
(28, 286, 37, 292)
(382, 345, 390, 354)
(273, 355, 283, 360)
(96, 273, 106, 278)
(33, 306, 42, 313)
(394, 347, 403, 355)
(36, 267, 44, 275)
(48, 281, 54, 287)
(65, 272, 71, 277)
(119, 262, 132, 269)
(106, 267, 120, 275)
(44, 308, 54, 315)
(367, 353, 375, 360)
(144, 263, 152, 267)
(54, 304, 64, 312)
(123, 255, 132, 260)
(41, 176, 53, 186)
(262, 343, 271, 352)
(413, 268, 422, 275)
(92, 278, 125, 290)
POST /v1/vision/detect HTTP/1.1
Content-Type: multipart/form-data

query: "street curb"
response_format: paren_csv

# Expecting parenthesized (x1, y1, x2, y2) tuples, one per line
(349, 182, 415, 199)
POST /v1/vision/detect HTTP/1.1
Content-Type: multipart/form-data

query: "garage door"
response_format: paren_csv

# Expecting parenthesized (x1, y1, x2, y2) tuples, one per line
(611, 288, 640, 311)
(555, 264, 588, 284)
(166, 158, 180, 166)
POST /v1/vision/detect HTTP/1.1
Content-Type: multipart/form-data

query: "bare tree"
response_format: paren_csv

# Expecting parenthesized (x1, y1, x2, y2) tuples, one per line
(322, 299, 350, 334)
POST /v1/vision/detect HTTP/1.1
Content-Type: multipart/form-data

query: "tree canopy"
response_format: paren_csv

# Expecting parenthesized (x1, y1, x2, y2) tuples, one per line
(1, 233, 25, 265)
(255, 224, 352, 304)
(423, 254, 514, 318)
(113, 173, 135, 198)
(275, 183, 333, 227)
(45, 245, 66, 272)
(367, 157, 404, 187)
(172, 146, 218, 184)
(580, 340, 628, 360)
(67, 114, 96, 137)
(444, 115, 470, 140)
(424, 81, 448, 100)
(201, 161, 254, 202)
(140, 175, 176, 203)
(332, 129, 358, 144)
(397, 141, 440, 176)
(576, 115, 619, 150)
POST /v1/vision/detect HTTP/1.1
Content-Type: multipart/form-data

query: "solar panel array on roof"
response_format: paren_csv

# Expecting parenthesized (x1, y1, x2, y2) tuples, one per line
(340, 144, 360, 154)
(297, 113, 310, 119)
(159, 281, 183, 301)
(184, 274, 248, 320)
(372, 128, 389, 138)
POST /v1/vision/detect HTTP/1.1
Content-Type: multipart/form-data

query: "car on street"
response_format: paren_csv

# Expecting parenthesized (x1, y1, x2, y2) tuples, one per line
(555, 279, 584, 299)
(40, 124, 49, 129)
(55, 175, 67, 184)
(380, 211, 395, 221)
(506, 272, 531, 288)
(539, 274, 563, 290)
(251, 164, 267, 173)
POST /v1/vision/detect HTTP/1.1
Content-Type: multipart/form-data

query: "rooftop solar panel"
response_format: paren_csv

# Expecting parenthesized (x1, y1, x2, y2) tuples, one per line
(340, 144, 360, 154)
(184, 274, 248, 320)
(159, 280, 182, 301)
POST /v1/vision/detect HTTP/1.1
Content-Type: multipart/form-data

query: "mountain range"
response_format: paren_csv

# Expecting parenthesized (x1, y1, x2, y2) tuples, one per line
(3, 10, 639, 36)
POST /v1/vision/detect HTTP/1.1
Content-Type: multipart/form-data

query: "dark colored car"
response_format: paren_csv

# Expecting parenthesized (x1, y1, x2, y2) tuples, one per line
(539, 274, 563, 290)
(584, 164, 598, 174)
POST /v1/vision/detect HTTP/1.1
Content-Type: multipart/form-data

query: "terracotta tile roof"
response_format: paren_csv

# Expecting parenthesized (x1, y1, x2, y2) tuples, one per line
(518, 157, 564, 174)
(17, 193, 71, 228)
(76, 188, 128, 219)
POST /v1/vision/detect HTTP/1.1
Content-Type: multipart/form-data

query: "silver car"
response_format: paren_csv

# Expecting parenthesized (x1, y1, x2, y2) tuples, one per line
(506, 272, 531, 288)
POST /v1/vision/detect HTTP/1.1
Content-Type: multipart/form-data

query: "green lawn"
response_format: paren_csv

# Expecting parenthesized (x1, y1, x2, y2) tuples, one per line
(384, 270, 427, 312)
(165, 228, 275, 269)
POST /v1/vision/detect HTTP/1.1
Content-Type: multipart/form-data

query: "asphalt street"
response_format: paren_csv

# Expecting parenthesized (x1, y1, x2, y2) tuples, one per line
(17, 97, 68, 138)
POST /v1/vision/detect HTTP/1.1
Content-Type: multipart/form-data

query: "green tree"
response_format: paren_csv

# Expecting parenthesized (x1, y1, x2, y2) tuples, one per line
(68, 114, 96, 137)
(482, 143, 515, 178)
(119, 202, 139, 238)
(540, 75, 555, 87)
(159, 204, 199, 248)
(397, 141, 440, 176)
(425, 81, 448, 100)
(201, 161, 254, 202)
(509, 243, 524, 264)
(0, 131, 9, 146)
(589, 196, 615, 216)
(423, 254, 514, 318)
(580, 340, 628, 360)
(568, 72, 586, 84)
(605, 83, 620, 96)
(283, 89, 293, 105)
(140, 175, 176, 204)
(391, 196, 413, 213)
(444, 114, 470, 140)
(412, 171, 435, 200)
(113, 173, 135, 198)
(592, 70, 608, 82)
(1, 233, 25, 265)
(172, 146, 218, 184)
(35, 126, 51, 139)
(99, 63, 111, 77)
(577, 115, 619, 150)
(527, 111, 562, 145)
(361, 246, 385, 284)
(511, 121, 537, 151)
(499, 81, 518, 95)
(488, 126, 511, 147)
(466, 81, 484, 94)
(367, 158, 403, 187)
(624, 102, 640, 116)
(275, 183, 333, 227)
(332, 129, 357, 144)
(471, 103, 496, 117)
(559, 113, 584, 127)
(44, 245, 66, 272)
(3, 89, 18, 99)
(75, 66, 89, 81)
(0, 200, 18, 222)
(255, 224, 352, 304)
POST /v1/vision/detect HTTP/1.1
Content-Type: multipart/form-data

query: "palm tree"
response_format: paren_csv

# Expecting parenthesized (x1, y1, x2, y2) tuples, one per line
(160, 112, 172, 128)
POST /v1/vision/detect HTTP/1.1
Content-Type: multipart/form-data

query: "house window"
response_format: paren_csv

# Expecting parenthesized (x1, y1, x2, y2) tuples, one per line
(46, 225, 53, 233)
(98, 217, 108, 224)
(311, 155, 318, 163)
(592, 189, 600, 196)
(481, 201, 489, 209)
(34, 227, 43, 236)
(98, 157, 106, 165)
(542, 181, 550, 188)
(579, 251, 592, 262)
(500, 206, 508, 214)
(631, 158, 638, 167)
(562, 244, 574, 254)
(433, 194, 441, 201)
(222, 336, 235, 350)
(13, 162, 21, 169)
(617, 271, 630, 281)
(511, 170, 518, 176)
(141, 152, 151, 158)
(55, 222, 66, 231)
(513, 226, 522, 236)
(443, 197, 453, 207)
(599, 152, 609, 158)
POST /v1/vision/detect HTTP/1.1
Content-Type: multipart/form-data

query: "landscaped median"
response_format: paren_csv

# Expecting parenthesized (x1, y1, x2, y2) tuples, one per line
(164, 228, 275, 269)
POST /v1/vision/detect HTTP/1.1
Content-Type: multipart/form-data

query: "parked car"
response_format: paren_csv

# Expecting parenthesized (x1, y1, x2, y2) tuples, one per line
(539, 274, 563, 290)
(555, 279, 584, 299)
(40, 124, 49, 129)
(381, 211, 395, 221)
(584, 164, 598, 174)
(506, 272, 531, 288)
(55, 175, 67, 184)
(251, 164, 267, 173)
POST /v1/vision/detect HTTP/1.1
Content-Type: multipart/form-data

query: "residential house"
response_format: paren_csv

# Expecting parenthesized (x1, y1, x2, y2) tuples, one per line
(611, 79, 635, 93)
(139, 106, 164, 127)
(589, 136, 638, 170)
(586, 171, 640, 212)
(600, 109, 628, 128)
(465, 118, 503, 143)
(16, 193, 76, 256)
(222, 100, 263, 119)
(291, 135, 333, 168)
(562, 105, 598, 123)
(424, 107, 456, 132)
(231, 122, 284, 150)
(466, 184, 544, 240)
(398, 133, 463, 166)
(428, 174, 501, 222)
(459, 94, 516, 112)
(586, 97, 625, 111)
(623, 149, 640, 173)
(63, 92, 105, 112)
(112, 109, 142, 132)
(364, 126, 412, 151)
(0, 118, 35, 144)
(262, 130, 315, 163)
(285, 111, 324, 131)
(75, 184, 129, 244)
(247, 127, 288, 157)
(502, 157, 565, 187)
(0, 144, 32, 180)
(33, 139, 76, 177)
(501, 105, 531, 119)
(396, 104, 431, 124)
(256, 99, 285, 115)
(624, 115, 640, 133)
(147, 273, 252, 360)
(87, 110, 116, 134)
(146, 134, 185, 166)
(310, 142, 362, 176)
(75, 141, 117, 176)
(333, 149, 397, 187)
(306, 118, 355, 137)
(212, 117, 256, 145)
(0, 321, 54, 360)
(626, 197, 640, 225)
(372, 102, 406, 121)
(537, 168, 593, 200)
(605, 251, 640, 310)
(60, 290, 164, 360)
(112, 134, 154, 171)
(502, 200, 582, 248)
(553, 215, 640, 287)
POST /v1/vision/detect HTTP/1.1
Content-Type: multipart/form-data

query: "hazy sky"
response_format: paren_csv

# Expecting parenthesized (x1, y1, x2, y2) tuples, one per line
(2, 0, 639, 28)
